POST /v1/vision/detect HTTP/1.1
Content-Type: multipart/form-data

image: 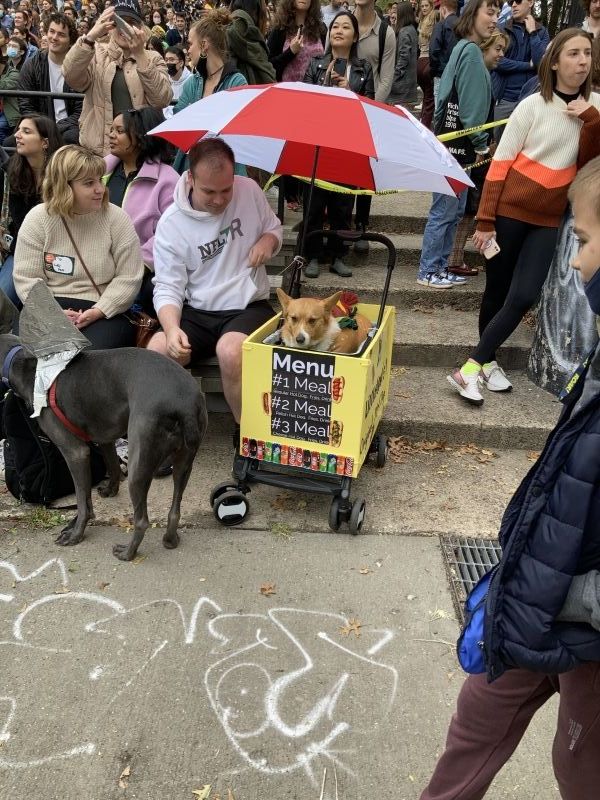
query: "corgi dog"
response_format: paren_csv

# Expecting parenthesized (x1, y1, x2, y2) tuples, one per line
(276, 289, 372, 354)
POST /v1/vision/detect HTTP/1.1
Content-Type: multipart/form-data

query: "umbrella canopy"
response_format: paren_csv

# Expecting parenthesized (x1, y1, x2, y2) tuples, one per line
(150, 82, 472, 196)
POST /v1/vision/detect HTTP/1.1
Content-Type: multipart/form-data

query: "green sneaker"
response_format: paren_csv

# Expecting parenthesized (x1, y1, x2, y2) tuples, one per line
(329, 259, 352, 277)
(304, 258, 320, 278)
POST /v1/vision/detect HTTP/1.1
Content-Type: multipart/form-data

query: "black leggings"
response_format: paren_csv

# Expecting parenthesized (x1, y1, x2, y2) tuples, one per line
(472, 216, 558, 364)
(55, 297, 136, 350)
(301, 185, 354, 260)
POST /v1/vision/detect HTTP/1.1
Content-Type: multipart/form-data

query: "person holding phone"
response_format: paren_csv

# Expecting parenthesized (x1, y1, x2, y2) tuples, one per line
(62, 0, 172, 156)
(301, 11, 374, 278)
(448, 29, 600, 406)
(267, 0, 326, 211)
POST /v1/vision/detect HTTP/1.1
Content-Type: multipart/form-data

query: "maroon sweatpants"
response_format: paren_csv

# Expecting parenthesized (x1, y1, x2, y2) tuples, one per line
(420, 663, 600, 800)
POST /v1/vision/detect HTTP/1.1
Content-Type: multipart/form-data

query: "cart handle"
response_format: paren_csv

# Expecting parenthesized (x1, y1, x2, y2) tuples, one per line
(292, 229, 396, 329)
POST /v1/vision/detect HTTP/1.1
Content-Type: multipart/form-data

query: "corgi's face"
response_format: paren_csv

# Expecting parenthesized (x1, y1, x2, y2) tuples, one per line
(276, 289, 342, 350)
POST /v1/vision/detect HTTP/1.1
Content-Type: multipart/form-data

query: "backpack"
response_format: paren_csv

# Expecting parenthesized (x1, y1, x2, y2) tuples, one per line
(378, 18, 389, 77)
(3, 391, 106, 505)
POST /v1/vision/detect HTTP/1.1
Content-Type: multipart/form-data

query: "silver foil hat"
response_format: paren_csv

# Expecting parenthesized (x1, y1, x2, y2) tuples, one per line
(19, 280, 91, 357)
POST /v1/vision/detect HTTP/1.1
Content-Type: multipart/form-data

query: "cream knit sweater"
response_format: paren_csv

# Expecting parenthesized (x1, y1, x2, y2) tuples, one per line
(14, 203, 144, 319)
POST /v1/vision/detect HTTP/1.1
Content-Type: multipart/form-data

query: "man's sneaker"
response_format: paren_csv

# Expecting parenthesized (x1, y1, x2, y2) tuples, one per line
(481, 361, 513, 392)
(447, 367, 484, 405)
(417, 273, 453, 289)
(441, 269, 467, 285)
(304, 258, 320, 278)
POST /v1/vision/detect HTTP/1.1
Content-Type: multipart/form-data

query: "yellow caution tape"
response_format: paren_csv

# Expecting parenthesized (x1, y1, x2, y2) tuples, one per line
(263, 118, 508, 196)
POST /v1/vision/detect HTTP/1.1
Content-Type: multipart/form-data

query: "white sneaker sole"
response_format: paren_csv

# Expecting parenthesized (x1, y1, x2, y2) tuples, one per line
(447, 374, 484, 406)
(416, 278, 453, 289)
(482, 380, 513, 393)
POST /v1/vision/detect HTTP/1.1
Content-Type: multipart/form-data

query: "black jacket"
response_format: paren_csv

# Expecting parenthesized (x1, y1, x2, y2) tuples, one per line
(429, 14, 457, 79)
(303, 53, 375, 98)
(267, 25, 327, 82)
(17, 51, 82, 144)
(484, 342, 600, 682)
(0, 158, 40, 254)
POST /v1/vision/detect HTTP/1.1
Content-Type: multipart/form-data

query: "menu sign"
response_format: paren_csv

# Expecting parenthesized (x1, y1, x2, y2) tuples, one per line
(270, 347, 334, 444)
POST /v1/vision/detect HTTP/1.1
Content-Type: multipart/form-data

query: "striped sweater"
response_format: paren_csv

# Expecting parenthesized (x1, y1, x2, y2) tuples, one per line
(476, 92, 600, 232)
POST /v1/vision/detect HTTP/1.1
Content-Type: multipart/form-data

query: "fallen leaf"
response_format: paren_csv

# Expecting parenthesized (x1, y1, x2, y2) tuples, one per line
(260, 582, 276, 596)
(97, 581, 110, 590)
(192, 786, 211, 799)
(227, 790, 236, 800)
(526, 451, 540, 462)
(359, 566, 372, 575)
(118, 764, 131, 789)
(132, 555, 147, 565)
(395, 392, 412, 399)
(54, 586, 70, 594)
(340, 617, 362, 637)
(391, 366, 409, 377)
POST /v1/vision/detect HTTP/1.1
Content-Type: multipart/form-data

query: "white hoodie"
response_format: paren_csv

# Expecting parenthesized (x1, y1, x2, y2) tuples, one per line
(153, 173, 283, 314)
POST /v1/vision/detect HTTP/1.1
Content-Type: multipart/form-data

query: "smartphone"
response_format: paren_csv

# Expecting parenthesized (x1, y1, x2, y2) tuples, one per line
(113, 14, 134, 38)
(483, 237, 501, 260)
(333, 57, 347, 76)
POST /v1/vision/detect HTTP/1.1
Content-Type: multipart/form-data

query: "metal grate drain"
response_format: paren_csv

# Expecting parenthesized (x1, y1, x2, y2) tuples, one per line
(439, 535, 502, 623)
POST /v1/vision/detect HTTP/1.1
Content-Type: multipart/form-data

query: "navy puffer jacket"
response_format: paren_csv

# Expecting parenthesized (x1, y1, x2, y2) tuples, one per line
(484, 344, 600, 682)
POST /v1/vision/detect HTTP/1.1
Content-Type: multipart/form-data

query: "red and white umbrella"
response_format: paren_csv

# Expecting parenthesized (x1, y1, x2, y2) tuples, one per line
(150, 82, 472, 196)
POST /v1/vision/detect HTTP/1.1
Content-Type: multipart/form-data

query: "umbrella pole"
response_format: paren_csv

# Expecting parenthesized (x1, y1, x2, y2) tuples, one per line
(298, 145, 321, 259)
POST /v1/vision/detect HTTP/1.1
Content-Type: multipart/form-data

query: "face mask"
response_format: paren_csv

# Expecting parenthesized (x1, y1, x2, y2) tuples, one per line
(6, 46, 19, 58)
(166, 62, 179, 76)
(584, 268, 600, 316)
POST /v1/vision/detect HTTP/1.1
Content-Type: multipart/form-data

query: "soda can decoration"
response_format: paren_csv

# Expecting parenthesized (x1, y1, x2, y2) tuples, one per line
(265, 442, 273, 461)
(242, 437, 249, 457)
(272, 443, 281, 463)
(281, 445, 289, 465)
(257, 440, 265, 460)
(319, 453, 328, 472)
(344, 456, 354, 476)
(336, 456, 345, 475)
(327, 454, 337, 474)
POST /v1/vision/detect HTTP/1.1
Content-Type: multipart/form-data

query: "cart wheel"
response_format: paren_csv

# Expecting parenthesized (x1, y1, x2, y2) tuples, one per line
(329, 497, 342, 532)
(348, 497, 366, 535)
(210, 481, 239, 507)
(213, 490, 250, 526)
(375, 434, 388, 468)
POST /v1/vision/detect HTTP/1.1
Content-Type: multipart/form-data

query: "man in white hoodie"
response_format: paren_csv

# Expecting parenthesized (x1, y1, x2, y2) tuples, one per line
(149, 138, 283, 422)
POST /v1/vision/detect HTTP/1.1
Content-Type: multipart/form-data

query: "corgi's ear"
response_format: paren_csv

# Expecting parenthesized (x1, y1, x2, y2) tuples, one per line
(321, 291, 343, 314)
(276, 288, 292, 310)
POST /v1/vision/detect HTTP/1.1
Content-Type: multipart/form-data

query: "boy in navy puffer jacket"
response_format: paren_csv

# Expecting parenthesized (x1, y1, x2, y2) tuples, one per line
(420, 155, 600, 800)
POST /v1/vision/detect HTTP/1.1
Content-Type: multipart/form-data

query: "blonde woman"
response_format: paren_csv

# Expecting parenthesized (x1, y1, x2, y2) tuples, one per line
(14, 145, 144, 349)
(416, 0, 437, 128)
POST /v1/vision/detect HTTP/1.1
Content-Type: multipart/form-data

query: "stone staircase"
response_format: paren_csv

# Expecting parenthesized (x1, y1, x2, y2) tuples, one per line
(196, 190, 561, 450)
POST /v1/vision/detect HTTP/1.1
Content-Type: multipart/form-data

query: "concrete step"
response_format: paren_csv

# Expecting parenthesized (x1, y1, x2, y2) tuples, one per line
(288, 261, 486, 310)
(380, 367, 559, 450)
(395, 307, 533, 369)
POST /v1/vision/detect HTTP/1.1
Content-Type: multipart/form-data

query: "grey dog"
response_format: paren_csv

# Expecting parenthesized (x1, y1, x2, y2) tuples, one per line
(0, 289, 207, 561)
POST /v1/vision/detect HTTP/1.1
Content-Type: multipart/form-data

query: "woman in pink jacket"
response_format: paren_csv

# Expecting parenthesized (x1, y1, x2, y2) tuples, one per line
(104, 106, 178, 315)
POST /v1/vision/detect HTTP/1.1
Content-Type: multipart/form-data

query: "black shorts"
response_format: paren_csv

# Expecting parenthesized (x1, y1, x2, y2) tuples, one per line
(181, 300, 274, 363)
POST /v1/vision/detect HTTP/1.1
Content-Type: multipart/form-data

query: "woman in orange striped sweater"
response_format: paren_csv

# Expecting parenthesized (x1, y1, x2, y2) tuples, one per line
(448, 28, 600, 405)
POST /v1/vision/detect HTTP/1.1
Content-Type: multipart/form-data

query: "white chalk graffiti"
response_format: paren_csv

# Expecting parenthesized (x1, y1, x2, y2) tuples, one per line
(0, 558, 398, 785)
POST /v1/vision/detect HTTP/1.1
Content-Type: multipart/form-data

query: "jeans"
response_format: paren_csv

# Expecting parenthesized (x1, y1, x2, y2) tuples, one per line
(418, 189, 468, 279)
(494, 98, 518, 143)
(0, 113, 12, 145)
(0, 254, 19, 307)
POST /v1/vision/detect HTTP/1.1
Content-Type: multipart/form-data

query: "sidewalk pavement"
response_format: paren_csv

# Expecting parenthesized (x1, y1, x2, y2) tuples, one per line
(0, 525, 557, 800)
(0, 415, 561, 799)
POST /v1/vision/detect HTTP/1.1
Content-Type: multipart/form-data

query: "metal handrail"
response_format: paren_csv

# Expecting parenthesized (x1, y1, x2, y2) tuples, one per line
(0, 88, 85, 100)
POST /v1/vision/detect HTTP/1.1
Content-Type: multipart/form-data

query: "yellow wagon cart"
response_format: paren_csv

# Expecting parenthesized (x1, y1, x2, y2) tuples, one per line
(210, 231, 396, 534)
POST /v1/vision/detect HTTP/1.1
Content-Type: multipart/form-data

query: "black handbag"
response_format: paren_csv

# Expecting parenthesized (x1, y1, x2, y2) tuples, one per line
(434, 79, 477, 168)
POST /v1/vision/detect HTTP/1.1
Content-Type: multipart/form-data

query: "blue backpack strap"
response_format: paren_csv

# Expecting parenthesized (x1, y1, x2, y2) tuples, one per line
(2, 345, 24, 388)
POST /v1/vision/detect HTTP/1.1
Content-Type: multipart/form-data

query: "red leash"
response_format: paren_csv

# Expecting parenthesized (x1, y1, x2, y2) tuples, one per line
(48, 381, 92, 442)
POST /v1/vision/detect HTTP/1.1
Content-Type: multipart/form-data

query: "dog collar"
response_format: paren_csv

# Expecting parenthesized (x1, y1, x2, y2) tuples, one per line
(1, 345, 24, 388)
(48, 380, 92, 442)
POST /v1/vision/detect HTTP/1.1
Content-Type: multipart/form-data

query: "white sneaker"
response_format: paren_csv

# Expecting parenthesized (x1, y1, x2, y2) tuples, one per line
(440, 269, 467, 285)
(447, 367, 484, 405)
(417, 273, 454, 289)
(481, 361, 513, 392)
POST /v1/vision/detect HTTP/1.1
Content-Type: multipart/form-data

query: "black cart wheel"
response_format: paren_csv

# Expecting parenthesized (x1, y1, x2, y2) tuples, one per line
(213, 490, 250, 526)
(348, 497, 366, 535)
(329, 497, 342, 532)
(375, 434, 388, 468)
(210, 481, 239, 507)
